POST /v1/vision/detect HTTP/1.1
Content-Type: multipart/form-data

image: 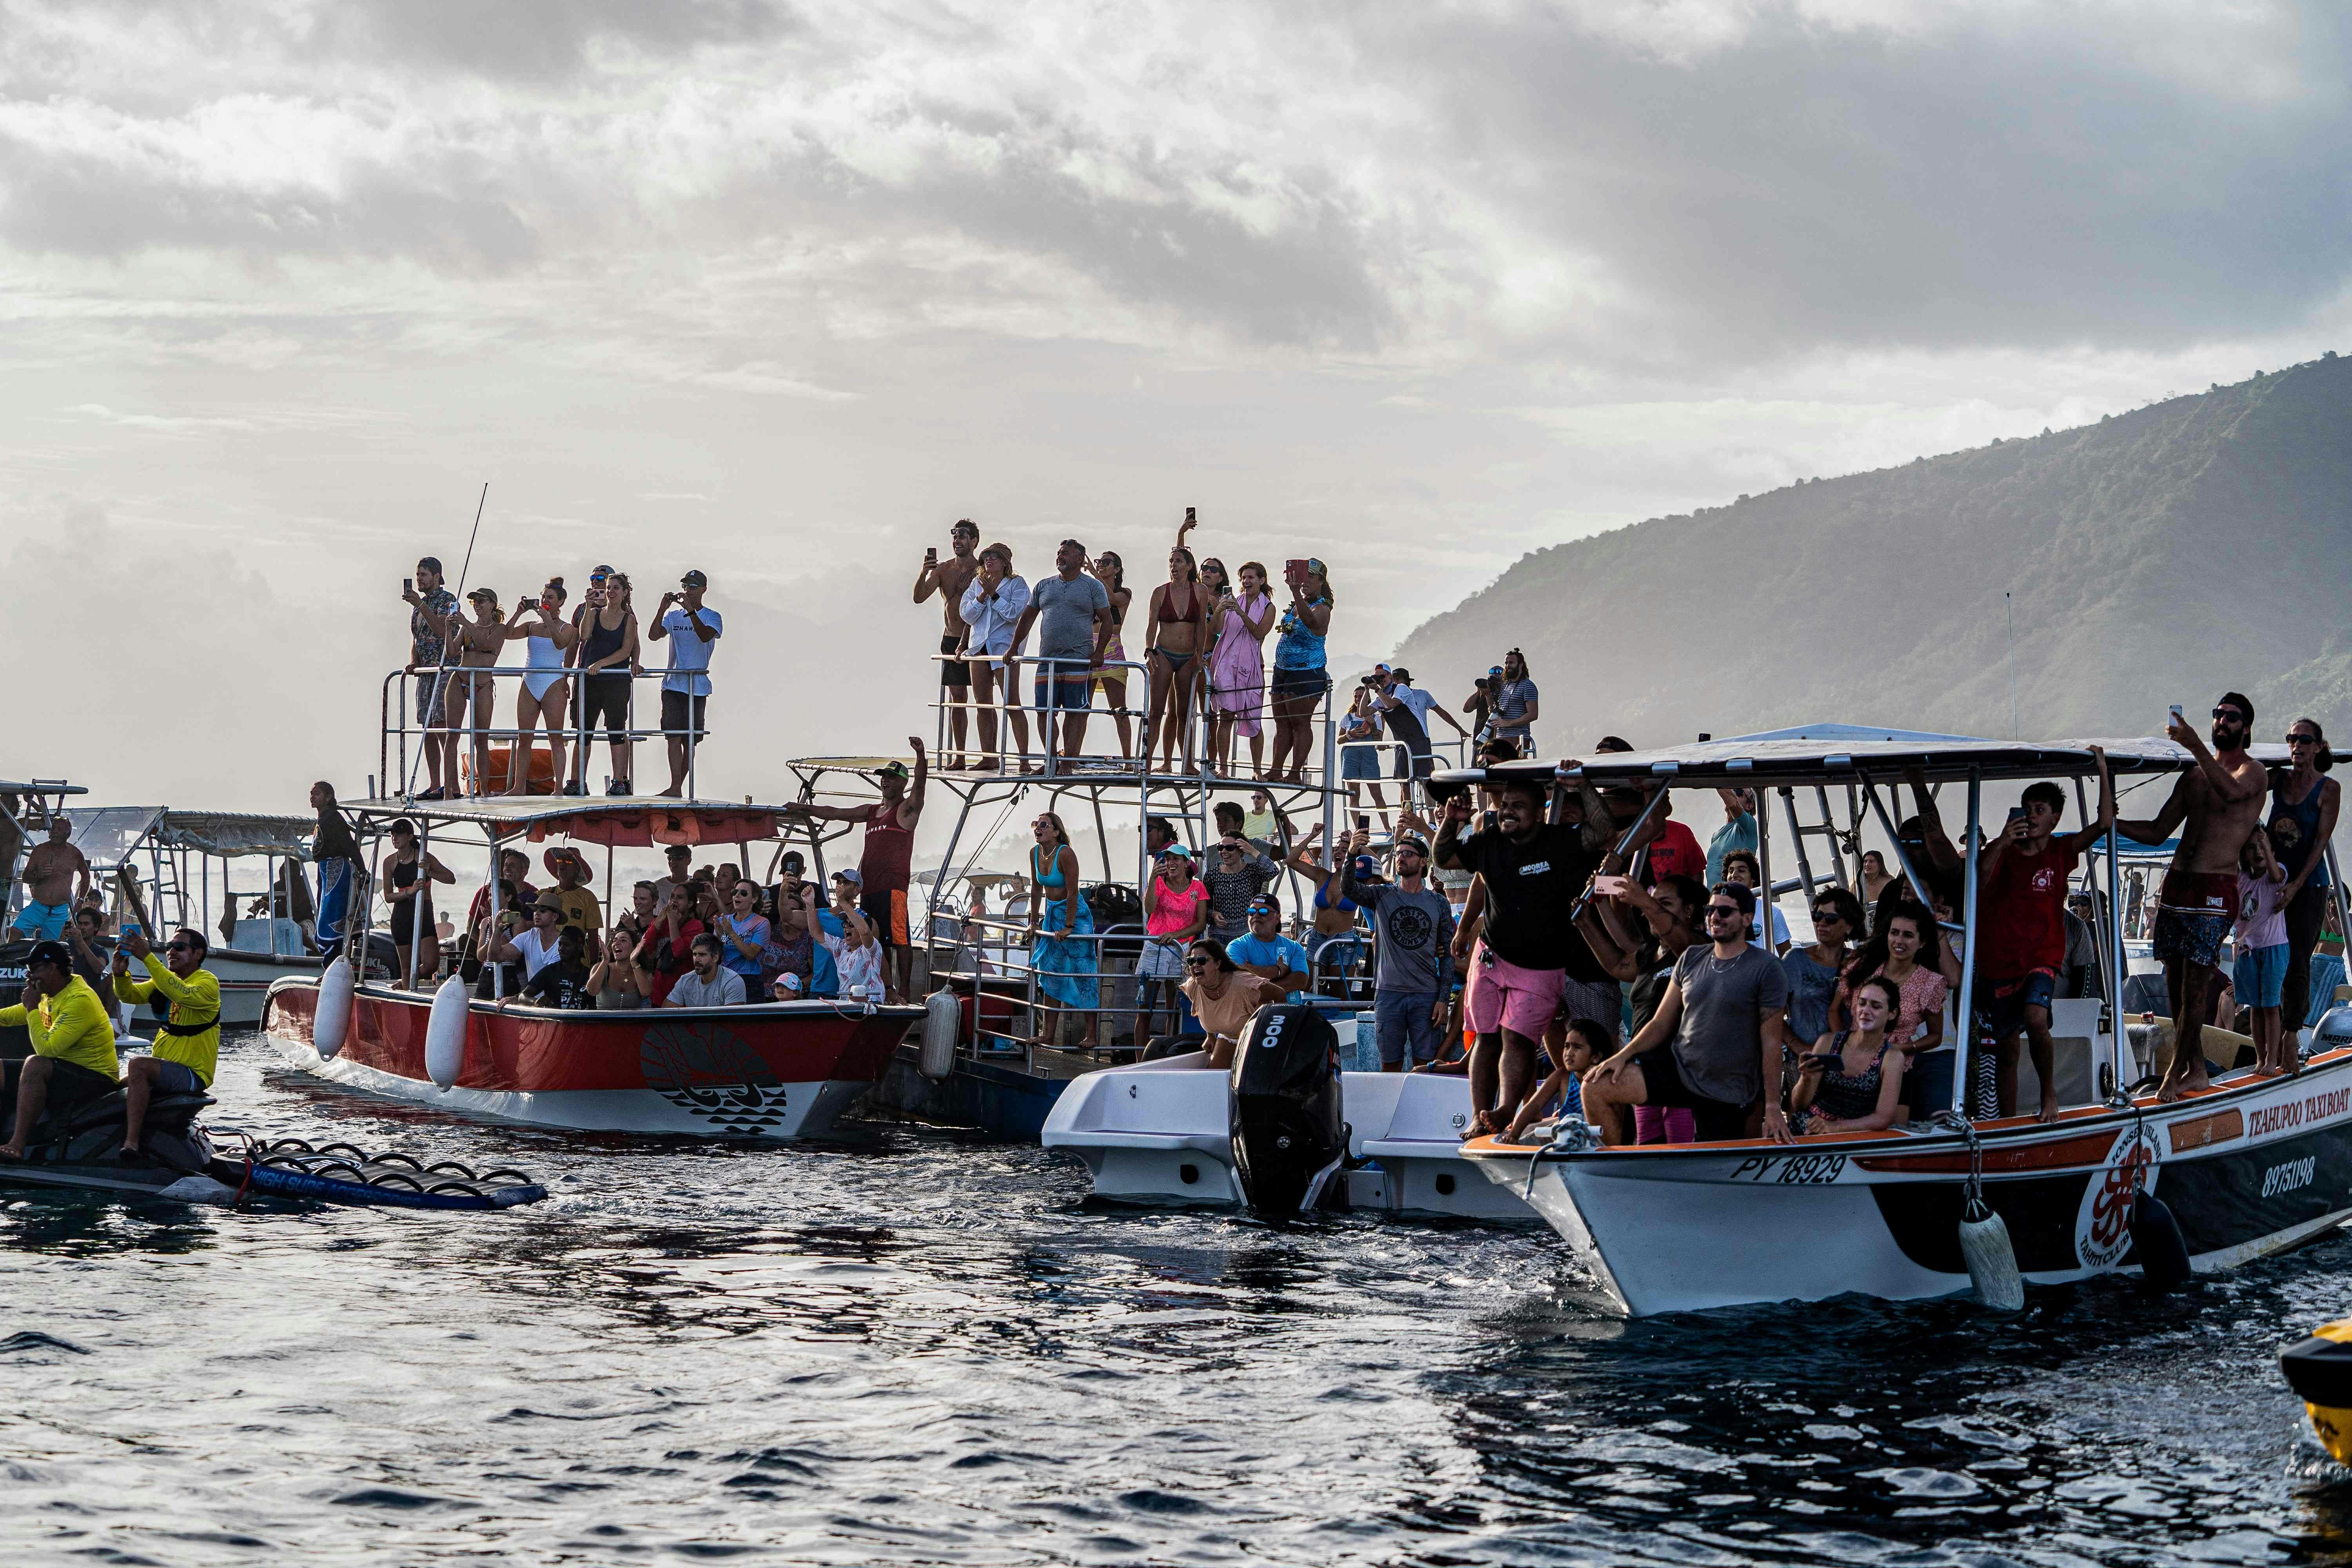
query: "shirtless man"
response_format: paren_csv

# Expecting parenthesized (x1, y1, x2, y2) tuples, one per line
(2115, 694, 2268, 1101)
(11, 815, 91, 940)
(914, 520, 982, 771)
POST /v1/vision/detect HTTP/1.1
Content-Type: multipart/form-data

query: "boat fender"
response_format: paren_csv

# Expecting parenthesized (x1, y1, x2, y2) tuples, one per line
(2131, 1189, 2193, 1290)
(314, 955, 355, 1060)
(919, 990, 960, 1081)
(424, 975, 470, 1090)
(1958, 1200, 2025, 1312)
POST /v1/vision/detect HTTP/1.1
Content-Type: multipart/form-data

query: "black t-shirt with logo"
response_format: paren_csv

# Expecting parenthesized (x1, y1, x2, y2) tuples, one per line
(521, 957, 596, 1010)
(1456, 821, 1607, 981)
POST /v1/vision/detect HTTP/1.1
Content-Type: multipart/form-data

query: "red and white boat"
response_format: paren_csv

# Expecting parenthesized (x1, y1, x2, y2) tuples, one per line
(262, 795, 918, 1139)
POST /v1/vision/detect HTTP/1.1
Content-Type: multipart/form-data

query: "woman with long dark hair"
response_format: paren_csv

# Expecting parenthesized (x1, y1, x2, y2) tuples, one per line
(1835, 903, 1949, 1118)
(1207, 559, 1275, 778)
(2270, 716, 2341, 1039)
(1142, 529, 1208, 773)
(1086, 550, 1134, 761)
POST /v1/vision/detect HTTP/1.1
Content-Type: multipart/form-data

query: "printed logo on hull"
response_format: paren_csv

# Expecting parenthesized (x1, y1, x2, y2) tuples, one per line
(2076, 1123, 2160, 1271)
(640, 1020, 791, 1134)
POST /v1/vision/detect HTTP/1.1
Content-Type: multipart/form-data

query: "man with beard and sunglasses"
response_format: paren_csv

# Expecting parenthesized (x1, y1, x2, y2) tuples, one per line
(2115, 693, 2269, 1102)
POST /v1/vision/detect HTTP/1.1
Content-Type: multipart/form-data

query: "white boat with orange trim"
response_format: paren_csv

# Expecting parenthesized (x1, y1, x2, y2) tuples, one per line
(262, 795, 918, 1139)
(1441, 728, 2352, 1316)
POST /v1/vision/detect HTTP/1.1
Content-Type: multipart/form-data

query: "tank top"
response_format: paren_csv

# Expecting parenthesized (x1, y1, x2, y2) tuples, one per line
(2270, 775, 2333, 891)
(858, 800, 915, 893)
(580, 607, 628, 669)
(1809, 1031, 1891, 1124)
(1273, 596, 1328, 671)
(1030, 845, 1068, 889)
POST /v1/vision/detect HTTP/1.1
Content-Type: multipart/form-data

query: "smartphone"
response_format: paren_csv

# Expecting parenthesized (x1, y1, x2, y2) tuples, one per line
(1592, 874, 1630, 897)
(1184, 506, 1196, 524)
(926, 546, 937, 562)
(2007, 806, 2026, 823)
(2169, 704, 2184, 725)
(1482, 810, 1499, 833)
(403, 576, 413, 594)
(1285, 557, 1308, 581)
(1356, 813, 1371, 834)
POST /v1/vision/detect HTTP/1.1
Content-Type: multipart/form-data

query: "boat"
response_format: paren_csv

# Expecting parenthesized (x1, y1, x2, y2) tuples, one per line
(2283, 1321, 2352, 1466)
(262, 795, 918, 1139)
(1042, 1054, 1537, 1220)
(1444, 728, 2352, 1317)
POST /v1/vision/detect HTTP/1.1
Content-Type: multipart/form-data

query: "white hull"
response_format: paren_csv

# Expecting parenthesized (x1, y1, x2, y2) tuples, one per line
(272, 1040, 863, 1138)
(1468, 1051, 2352, 1316)
(1042, 1055, 1538, 1222)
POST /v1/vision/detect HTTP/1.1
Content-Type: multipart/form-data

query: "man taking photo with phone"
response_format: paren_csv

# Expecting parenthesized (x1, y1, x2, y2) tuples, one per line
(914, 521, 982, 770)
(647, 570, 722, 798)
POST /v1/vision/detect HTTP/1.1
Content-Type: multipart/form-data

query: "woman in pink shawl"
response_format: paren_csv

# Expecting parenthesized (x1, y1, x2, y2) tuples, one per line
(1205, 558, 1276, 778)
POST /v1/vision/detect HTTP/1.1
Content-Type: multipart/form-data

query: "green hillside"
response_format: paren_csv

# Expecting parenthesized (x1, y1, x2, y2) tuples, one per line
(1396, 353, 2352, 751)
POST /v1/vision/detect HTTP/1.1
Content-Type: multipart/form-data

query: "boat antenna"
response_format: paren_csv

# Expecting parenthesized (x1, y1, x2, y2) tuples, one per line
(402, 482, 490, 800)
(2005, 591, 2018, 740)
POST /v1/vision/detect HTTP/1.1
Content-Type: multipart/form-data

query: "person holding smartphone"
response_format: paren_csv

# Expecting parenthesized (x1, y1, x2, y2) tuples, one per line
(1786, 973, 1908, 1136)
(914, 521, 982, 769)
(1265, 558, 1332, 784)
(1340, 828, 1456, 1070)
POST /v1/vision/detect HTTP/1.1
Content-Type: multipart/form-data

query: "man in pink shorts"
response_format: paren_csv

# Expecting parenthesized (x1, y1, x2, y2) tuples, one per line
(1437, 774, 1629, 1136)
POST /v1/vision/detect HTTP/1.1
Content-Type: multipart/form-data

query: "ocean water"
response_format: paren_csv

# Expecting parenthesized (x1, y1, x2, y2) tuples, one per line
(5, 1034, 2352, 1566)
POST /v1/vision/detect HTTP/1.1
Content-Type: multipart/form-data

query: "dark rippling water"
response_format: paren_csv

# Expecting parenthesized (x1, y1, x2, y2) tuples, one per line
(9, 1035, 2352, 1566)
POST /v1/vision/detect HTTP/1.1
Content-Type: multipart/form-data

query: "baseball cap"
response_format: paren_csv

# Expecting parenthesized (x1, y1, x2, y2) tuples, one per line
(590, 564, 615, 579)
(1247, 897, 1276, 915)
(25, 940, 70, 974)
(1157, 844, 1192, 861)
(876, 760, 909, 780)
(681, 569, 708, 588)
(775, 971, 804, 994)
(1396, 833, 1429, 854)
(781, 851, 807, 873)
(834, 867, 864, 887)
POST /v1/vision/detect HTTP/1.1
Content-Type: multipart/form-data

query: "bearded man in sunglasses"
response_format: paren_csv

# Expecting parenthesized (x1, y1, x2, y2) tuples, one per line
(2116, 692, 2270, 1102)
(112, 926, 222, 1156)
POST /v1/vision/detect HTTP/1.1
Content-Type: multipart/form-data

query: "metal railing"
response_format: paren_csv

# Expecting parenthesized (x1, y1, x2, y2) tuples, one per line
(379, 663, 710, 800)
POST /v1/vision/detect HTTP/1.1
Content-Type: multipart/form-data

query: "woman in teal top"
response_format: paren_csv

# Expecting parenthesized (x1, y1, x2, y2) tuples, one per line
(1026, 811, 1100, 1047)
(1267, 559, 1332, 784)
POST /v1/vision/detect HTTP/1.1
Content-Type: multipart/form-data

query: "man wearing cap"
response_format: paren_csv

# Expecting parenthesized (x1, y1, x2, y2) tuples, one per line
(1343, 827, 1457, 1069)
(11, 812, 91, 941)
(112, 926, 221, 1155)
(1135, 844, 1209, 1044)
(648, 569, 723, 797)
(401, 555, 462, 799)
(486, 891, 569, 993)
(792, 737, 928, 1004)
(0, 940, 119, 1160)
(650, 843, 694, 913)
(1375, 668, 1469, 800)
(541, 847, 606, 962)
(1227, 895, 1311, 1003)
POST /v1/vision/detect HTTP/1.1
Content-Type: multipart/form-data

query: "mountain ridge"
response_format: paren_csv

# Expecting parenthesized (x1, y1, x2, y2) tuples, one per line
(1394, 353, 2352, 751)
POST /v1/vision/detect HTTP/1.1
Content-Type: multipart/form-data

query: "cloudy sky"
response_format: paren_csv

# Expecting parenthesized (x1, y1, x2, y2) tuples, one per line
(4, 0, 2348, 834)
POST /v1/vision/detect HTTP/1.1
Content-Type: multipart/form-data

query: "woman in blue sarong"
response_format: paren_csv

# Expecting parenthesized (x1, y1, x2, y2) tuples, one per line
(1027, 811, 1099, 1049)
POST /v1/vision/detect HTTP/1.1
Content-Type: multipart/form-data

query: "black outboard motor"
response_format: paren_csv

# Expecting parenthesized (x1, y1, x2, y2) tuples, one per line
(1229, 1004, 1346, 1216)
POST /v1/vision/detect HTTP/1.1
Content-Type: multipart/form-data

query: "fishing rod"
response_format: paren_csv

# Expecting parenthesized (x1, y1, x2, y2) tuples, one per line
(403, 482, 490, 801)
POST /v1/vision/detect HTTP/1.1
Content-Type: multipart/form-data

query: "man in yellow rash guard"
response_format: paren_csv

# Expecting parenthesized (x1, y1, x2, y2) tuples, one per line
(0, 940, 120, 1160)
(112, 926, 221, 1156)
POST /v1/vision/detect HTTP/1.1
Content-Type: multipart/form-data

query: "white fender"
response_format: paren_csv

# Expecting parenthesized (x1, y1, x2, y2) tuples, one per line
(425, 975, 470, 1090)
(920, 990, 961, 1080)
(314, 955, 355, 1060)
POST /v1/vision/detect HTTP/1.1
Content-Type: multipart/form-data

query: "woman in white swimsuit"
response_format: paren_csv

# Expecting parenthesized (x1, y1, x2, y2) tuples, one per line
(504, 577, 577, 796)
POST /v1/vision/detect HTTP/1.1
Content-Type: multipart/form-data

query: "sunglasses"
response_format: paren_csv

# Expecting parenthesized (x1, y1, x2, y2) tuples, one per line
(2214, 707, 2247, 722)
(1183, 956, 1212, 969)
(166, 940, 194, 953)
(2290, 733, 2321, 747)
(1810, 910, 1847, 925)
(1706, 904, 1743, 918)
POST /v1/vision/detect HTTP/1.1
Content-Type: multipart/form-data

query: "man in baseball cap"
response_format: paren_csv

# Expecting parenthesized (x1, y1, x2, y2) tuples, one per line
(0, 939, 121, 1160)
(649, 568, 722, 797)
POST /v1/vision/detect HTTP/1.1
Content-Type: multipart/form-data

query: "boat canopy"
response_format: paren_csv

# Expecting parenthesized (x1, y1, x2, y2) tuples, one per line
(64, 807, 314, 867)
(342, 795, 790, 847)
(1432, 726, 2338, 793)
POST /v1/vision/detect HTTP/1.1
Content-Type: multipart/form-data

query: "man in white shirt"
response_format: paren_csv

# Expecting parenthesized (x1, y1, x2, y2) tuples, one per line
(666, 933, 748, 1007)
(648, 568, 723, 798)
(486, 893, 568, 989)
(1375, 666, 1470, 802)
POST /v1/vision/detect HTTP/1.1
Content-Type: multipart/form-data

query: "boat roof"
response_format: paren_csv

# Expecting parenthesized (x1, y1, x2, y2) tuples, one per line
(1433, 726, 2337, 791)
(0, 780, 86, 797)
(69, 807, 316, 865)
(342, 795, 795, 847)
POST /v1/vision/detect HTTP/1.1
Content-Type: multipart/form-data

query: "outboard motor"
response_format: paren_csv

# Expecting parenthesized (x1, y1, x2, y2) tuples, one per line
(2310, 1004, 2352, 1060)
(1229, 1004, 1346, 1216)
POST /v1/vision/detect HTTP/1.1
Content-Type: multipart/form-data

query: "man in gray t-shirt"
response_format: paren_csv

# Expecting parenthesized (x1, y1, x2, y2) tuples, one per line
(1586, 880, 1789, 1143)
(1009, 538, 1113, 766)
(1343, 830, 1457, 1068)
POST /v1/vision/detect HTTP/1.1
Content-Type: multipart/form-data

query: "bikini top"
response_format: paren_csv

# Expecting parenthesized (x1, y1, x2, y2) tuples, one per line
(1031, 845, 1069, 890)
(1313, 870, 1358, 916)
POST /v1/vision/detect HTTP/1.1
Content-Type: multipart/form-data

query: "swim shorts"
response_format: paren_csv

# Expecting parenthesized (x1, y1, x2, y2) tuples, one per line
(9, 900, 69, 940)
(2234, 942, 2290, 1010)
(1033, 661, 1092, 712)
(1465, 946, 1564, 1040)
(1628, 1042, 1749, 1142)
(1981, 968, 2057, 1041)
(939, 633, 971, 692)
(2152, 907, 2230, 970)
(860, 888, 909, 949)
